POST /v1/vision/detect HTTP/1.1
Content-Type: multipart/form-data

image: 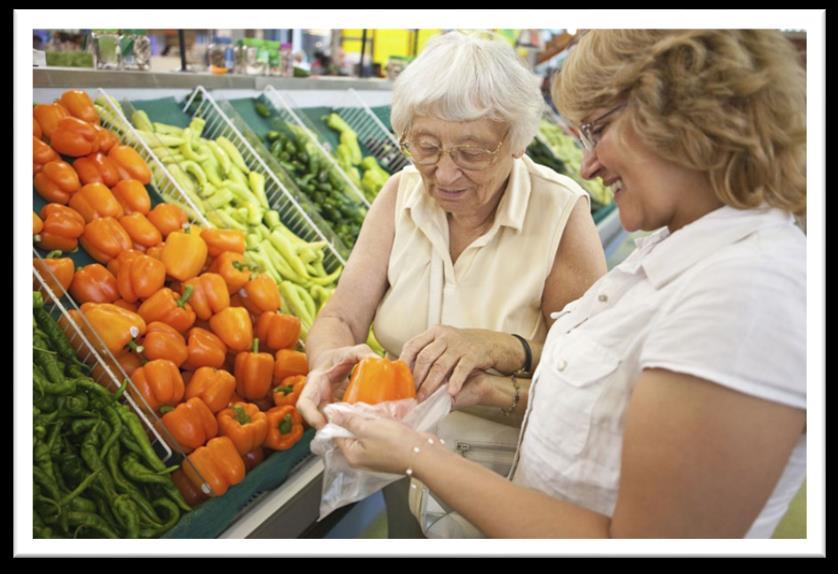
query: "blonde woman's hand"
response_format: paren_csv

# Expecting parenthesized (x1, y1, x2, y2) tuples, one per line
(296, 344, 380, 430)
(332, 410, 429, 475)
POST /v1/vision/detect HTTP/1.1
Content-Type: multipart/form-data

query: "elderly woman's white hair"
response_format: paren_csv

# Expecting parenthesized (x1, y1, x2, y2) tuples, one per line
(391, 31, 544, 155)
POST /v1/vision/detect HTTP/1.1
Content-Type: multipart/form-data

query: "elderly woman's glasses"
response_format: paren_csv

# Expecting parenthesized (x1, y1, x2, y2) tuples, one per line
(577, 104, 626, 152)
(399, 129, 510, 171)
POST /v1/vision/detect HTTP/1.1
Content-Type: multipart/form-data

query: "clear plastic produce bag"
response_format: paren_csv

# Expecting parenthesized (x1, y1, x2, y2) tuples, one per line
(310, 387, 453, 521)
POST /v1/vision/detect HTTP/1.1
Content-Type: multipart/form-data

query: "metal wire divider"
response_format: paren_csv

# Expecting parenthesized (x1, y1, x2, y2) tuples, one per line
(33, 253, 180, 463)
(337, 88, 409, 175)
(181, 85, 348, 270)
(95, 89, 211, 229)
(262, 85, 370, 208)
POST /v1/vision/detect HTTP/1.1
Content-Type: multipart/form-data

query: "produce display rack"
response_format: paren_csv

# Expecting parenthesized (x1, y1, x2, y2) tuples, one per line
(261, 85, 371, 208)
(178, 86, 351, 267)
(32, 255, 182, 470)
(332, 88, 410, 175)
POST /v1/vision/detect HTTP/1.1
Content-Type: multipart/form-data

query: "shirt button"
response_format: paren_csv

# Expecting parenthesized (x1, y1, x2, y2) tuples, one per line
(558, 359, 567, 371)
(598, 294, 608, 303)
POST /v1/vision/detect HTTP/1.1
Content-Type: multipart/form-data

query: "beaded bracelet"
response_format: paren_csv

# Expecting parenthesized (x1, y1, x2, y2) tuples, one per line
(500, 373, 521, 417)
(405, 437, 445, 476)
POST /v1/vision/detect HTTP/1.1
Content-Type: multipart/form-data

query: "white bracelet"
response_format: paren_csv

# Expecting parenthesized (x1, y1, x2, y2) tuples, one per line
(405, 437, 438, 476)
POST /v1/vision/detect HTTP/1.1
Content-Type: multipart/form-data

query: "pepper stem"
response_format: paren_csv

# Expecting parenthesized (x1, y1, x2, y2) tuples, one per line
(279, 413, 292, 435)
(252, 338, 260, 353)
(177, 285, 194, 307)
(232, 404, 251, 425)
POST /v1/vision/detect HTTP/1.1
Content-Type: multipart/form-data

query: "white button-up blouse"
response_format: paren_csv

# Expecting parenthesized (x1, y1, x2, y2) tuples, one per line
(510, 205, 807, 538)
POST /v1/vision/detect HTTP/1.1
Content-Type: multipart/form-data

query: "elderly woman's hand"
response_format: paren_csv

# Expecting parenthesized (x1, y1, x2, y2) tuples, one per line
(333, 410, 430, 475)
(400, 326, 502, 402)
(297, 344, 380, 430)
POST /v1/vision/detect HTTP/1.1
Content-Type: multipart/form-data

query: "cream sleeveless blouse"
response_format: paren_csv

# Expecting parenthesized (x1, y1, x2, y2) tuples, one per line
(373, 155, 587, 356)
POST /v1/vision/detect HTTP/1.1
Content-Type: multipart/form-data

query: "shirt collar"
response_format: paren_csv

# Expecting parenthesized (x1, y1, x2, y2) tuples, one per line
(404, 157, 532, 238)
(640, 205, 795, 289)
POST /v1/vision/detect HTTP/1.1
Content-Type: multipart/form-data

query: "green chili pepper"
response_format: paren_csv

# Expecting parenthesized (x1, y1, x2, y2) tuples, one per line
(34, 303, 79, 367)
(113, 495, 140, 538)
(33, 331, 65, 388)
(66, 511, 120, 539)
(139, 498, 181, 538)
(115, 403, 168, 473)
(68, 495, 97, 514)
(121, 453, 172, 487)
(105, 442, 161, 526)
(99, 405, 123, 460)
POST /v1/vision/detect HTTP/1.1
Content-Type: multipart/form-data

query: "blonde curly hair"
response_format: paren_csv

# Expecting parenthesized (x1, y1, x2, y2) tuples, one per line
(552, 30, 806, 219)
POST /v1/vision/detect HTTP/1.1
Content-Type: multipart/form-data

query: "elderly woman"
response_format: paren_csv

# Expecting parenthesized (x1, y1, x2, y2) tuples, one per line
(328, 29, 807, 538)
(297, 31, 607, 536)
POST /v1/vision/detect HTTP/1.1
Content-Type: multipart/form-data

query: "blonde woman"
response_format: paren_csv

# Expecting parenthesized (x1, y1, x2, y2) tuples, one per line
(330, 30, 807, 538)
(298, 31, 607, 536)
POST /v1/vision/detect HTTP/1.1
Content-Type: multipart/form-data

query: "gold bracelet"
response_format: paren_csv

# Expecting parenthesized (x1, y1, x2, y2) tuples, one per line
(500, 373, 521, 417)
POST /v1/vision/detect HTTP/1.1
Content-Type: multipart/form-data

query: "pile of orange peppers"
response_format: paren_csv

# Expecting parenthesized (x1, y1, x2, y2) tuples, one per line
(33, 90, 310, 505)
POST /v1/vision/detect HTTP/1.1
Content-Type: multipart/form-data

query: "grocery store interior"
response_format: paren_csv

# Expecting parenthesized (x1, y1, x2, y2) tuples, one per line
(21, 13, 822, 554)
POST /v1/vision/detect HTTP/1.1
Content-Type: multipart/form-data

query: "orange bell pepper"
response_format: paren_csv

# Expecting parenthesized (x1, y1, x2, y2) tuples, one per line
(33, 212, 44, 236)
(115, 249, 166, 303)
(33, 103, 69, 141)
(272, 374, 307, 408)
(183, 273, 230, 321)
(201, 228, 246, 258)
(36, 203, 85, 252)
(58, 90, 99, 125)
(79, 217, 133, 264)
(142, 321, 188, 367)
(34, 160, 82, 204)
(217, 402, 269, 456)
(137, 287, 196, 333)
(69, 182, 125, 223)
(210, 251, 252, 294)
(185, 366, 236, 413)
(264, 405, 304, 451)
(69, 263, 119, 304)
(72, 151, 121, 187)
(343, 357, 416, 405)
(119, 212, 163, 251)
(34, 117, 42, 140)
(183, 436, 245, 497)
(130, 358, 185, 413)
(183, 327, 228, 371)
(161, 230, 208, 282)
(240, 274, 281, 316)
(255, 311, 301, 352)
(50, 117, 99, 157)
(161, 396, 218, 452)
(209, 306, 253, 352)
(273, 349, 309, 382)
(112, 298, 139, 313)
(147, 203, 187, 238)
(234, 338, 275, 401)
(33, 251, 75, 295)
(93, 125, 120, 154)
(79, 301, 146, 355)
(108, 144, 151, 185)
(112, 179, 151, 215)
(33, 136, 59, 174)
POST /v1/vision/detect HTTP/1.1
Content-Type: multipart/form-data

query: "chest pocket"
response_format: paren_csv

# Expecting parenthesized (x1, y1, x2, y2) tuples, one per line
(539, 334, 620, 455)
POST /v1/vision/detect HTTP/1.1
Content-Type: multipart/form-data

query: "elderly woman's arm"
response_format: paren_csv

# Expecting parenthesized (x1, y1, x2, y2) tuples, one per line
(404, 196, 607, 401)
(336, 368, 805, 538)
(297, 173, 400, 428)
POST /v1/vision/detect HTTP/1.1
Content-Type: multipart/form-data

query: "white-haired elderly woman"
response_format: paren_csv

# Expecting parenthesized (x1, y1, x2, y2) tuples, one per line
(297, 31, 607, 536)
